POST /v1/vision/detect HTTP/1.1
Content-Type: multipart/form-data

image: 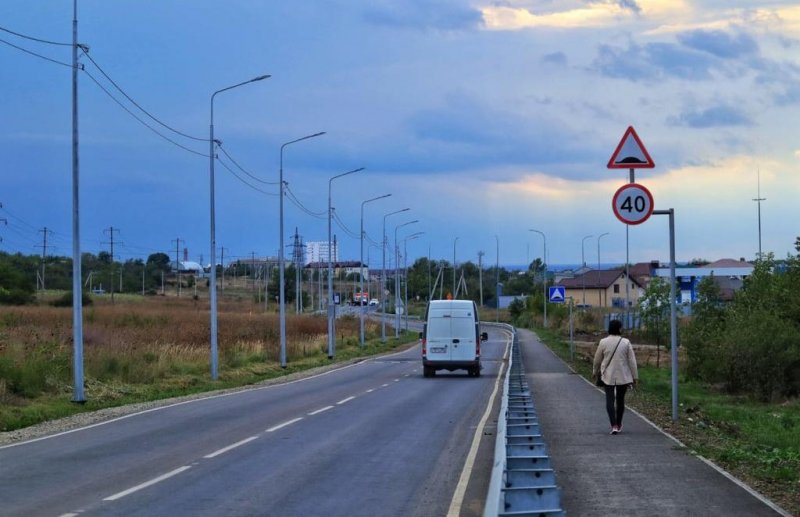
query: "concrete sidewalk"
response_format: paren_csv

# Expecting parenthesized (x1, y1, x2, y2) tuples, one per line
(517, 328, 789, 516)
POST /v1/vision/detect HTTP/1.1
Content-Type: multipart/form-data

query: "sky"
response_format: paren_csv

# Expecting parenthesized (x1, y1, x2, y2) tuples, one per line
(1, 0, 799, 269)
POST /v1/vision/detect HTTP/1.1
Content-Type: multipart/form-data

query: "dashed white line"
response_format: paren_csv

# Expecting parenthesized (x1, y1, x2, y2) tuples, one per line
(365, 388, 375, 393)
(203, 436, 259, 459)
(381, 383, 390, 387)
(103, 466, 191, 501)
(393, 378, 400, 382)
(58, 514, 80, 517)
(308, 405, 334, 416)
(336, 396, 356, 405)
(266, 417, 303, 433)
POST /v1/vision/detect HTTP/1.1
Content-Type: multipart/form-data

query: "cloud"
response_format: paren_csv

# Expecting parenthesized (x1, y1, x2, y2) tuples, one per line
(363, 0, 483, 31)
(669, 104, 753, 128)
(677, 29, 758, 59)
(542, 51, 568, 66)
(592, 40, 715, 81)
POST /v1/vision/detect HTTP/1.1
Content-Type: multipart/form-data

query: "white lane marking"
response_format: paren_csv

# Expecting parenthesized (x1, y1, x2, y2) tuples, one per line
(393, 378, 400, 382)
(59, 514, 80, 517)
(103, 466, 191, 501)
(447, 338, 510, 517)
(336, 396, 356, 405)
(381, 383, 390, 387)
(203, 436, 259, 459)
(266, 417, 303, 433)
(0, 361, 367, 451)
(365, 388, 375, 393)
(308, 406, 334, 416)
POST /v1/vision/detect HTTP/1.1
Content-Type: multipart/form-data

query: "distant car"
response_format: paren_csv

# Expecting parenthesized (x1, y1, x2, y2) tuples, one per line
(368, 298, 379, 306)
(91, 288, 106, 294)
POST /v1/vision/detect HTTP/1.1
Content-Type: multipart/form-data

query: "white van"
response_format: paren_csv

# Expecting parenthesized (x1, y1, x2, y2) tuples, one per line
(421, 300, 488, 377)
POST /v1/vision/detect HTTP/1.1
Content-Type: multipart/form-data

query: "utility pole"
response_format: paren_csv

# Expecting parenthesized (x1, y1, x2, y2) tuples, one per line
(219, 246, 226, 292)
(172, 238, 183, 297)
(102, 226, 121, 304)
(36, 227, 53, 290)
(478, 250, 485, 307)
(251, 251, 257, 293)
(753, 169, 766, 260)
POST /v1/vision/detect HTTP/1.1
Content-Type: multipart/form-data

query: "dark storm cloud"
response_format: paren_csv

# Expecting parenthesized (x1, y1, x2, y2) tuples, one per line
(669, 105, 753, 128)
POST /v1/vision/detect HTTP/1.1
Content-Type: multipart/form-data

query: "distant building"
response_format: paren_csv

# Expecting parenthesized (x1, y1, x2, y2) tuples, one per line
(305, 241, 338, 264)
(652, 258, 753, 303)
(170, 260, 205, 277)
(559, 269, 645, 308)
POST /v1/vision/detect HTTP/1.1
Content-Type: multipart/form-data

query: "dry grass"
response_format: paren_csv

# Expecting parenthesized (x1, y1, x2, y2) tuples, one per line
(0, 296, 386, 430)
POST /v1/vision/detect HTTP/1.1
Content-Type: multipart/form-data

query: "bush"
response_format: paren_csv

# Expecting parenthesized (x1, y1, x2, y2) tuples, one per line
(50, 291, 93, 307)
(0, 287, 35, 305)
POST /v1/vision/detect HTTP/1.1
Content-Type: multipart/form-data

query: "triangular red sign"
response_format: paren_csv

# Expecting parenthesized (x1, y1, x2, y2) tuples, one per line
(607, 126, 655, 169)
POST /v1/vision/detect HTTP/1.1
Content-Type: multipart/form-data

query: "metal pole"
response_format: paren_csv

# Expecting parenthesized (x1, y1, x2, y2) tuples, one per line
(453, 237, 459, 297)
(597, 232, 609, 307)
(328, 168, 363, 358)
(625, 167, 634, 326)
(753, 169, 765, 260)
(394, 220, 418, 337)
(581, 234, 593, 306)
(495, 235, 499, 323)
(278, 131, 324, 368)
(360, 194, 390, 346)
(654, 209, 679, 422)
(210, 74, 270, 380)
(402, 232, 423, 332)
(382, 208, 409, 342)
(569, 297, 574, 361)
(530, 229, 547, 328)
(71, 0, 85, 403)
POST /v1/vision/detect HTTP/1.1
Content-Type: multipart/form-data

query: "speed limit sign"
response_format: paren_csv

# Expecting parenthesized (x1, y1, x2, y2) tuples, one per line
(612, 183, 654, 225)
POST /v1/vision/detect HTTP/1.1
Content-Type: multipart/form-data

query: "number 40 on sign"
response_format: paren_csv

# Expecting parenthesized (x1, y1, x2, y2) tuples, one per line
(612, 183, 654, 225)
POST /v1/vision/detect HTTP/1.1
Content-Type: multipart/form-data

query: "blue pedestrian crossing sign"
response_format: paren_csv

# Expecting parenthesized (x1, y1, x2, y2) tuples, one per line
(549, 286, 566, 303)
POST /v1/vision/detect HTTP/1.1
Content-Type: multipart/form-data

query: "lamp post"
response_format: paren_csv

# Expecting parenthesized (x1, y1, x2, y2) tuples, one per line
(403, 231, 424, 331)
(597, 232, 609, 308)
(328, 167, 364, 359)
(529, 229, 547, 328)
(495, 235, 500, 323)
(209, 73, 270, 380)
(394, 220, 419, 337)
(360, 194, 391, 346)
(382, 208, 410, 342)
(279, 131, 325, 369)
(453, 237, 459, 297)
(581, 234, 593, 307)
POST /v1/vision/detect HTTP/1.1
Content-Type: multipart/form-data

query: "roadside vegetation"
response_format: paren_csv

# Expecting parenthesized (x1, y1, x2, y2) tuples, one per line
(508, 241, 800, 514)
(0, 295, 417, 433)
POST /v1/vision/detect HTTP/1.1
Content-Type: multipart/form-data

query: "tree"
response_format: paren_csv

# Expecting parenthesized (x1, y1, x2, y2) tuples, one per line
(639, 276, 671, 367)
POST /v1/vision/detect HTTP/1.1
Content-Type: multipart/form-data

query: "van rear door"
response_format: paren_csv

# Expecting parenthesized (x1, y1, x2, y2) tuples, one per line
(449, 308, 477, 363)
(425, 309, 453, 362)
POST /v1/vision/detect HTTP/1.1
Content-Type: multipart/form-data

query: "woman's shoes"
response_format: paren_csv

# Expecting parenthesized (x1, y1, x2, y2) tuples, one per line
(610, 426, 619, 435)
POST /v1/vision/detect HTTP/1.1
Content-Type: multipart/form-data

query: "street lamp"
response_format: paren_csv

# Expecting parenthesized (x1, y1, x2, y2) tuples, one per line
(328, 167, 364, 359)
(209, 73, 270, 380)
(495, 235, 500, 323)
(581, 234, 593, 307)
(403, 231, 424, 331)
(453, 237, 459, 297)
(279, 131, 326, 368)
(360, 193, 391, 346)
(597, 232, 610, 307)
(529, 229, 547, 328)
(382, 208, 410, 342)
(394, 219, 419, 337)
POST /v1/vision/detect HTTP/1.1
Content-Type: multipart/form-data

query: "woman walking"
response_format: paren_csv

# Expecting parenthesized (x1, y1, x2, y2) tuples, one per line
(593, 319, 638, 435)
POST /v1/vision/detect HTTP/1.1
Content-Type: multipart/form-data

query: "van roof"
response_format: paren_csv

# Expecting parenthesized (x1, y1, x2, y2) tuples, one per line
(427, 300, 474, 310)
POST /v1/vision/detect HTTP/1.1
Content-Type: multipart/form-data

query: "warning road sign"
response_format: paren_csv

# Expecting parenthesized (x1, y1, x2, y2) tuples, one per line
(612, 183, 654, 225)
(608, 126, 655, 169)
(549, 286, 566, 303)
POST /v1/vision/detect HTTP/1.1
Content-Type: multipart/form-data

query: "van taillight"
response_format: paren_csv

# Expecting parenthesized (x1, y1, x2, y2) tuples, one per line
(422, 338, 427, 356)
(476, 339, 480, 358)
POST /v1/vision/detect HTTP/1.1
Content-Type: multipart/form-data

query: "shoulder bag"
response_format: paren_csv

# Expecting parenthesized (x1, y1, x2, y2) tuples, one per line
(595, 337, 623, 387)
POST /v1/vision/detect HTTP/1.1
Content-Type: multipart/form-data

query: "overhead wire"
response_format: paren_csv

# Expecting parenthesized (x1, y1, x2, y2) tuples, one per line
(284, 186, 327, 218)
(216, 156, 278, 196)
(0, 25, 72, 46)
(331, 210, 360, 240)
(216, 144, 278, 185)
(0, 36, 73, 68)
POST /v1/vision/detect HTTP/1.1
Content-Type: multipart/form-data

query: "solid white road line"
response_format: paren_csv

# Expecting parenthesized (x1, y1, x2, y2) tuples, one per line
(103, 466, 191, 501)
(446, 337, 510, 517)
(308, 406, 334, 416)
(336, 396, 356, 405)
(266, 417, 303, 433)
(203, 436, 259, 459)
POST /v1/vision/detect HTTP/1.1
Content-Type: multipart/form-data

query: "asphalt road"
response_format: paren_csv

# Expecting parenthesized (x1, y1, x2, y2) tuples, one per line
(0, 326, 510, 517)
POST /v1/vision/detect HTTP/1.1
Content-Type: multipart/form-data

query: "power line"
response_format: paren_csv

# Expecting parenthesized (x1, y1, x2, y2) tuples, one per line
(284, 186, 326, 218)
(216, 156, 278, 196)
(0, 35, 73, 68)
(332, 209, 360, 240)
(0, 24, 72, 46)
(82, 68, 208, 157)
(216, 144, 278, 185)
(80, 49, 207, 142)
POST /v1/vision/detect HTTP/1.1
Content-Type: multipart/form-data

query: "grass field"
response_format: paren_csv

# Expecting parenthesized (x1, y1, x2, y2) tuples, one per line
(533, 326, 800, 514)
(0, 295, 416, 432)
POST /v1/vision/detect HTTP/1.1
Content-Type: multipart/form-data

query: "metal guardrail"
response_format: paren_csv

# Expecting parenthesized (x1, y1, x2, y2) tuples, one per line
(484, 325, 566, 517)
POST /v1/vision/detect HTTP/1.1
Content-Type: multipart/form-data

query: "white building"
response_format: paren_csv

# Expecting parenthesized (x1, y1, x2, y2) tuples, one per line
(305, 241, 339, 265)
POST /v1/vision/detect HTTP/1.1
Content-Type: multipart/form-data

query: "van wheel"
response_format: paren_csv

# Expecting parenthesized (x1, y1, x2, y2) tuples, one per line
(424, 366, 435, 377)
